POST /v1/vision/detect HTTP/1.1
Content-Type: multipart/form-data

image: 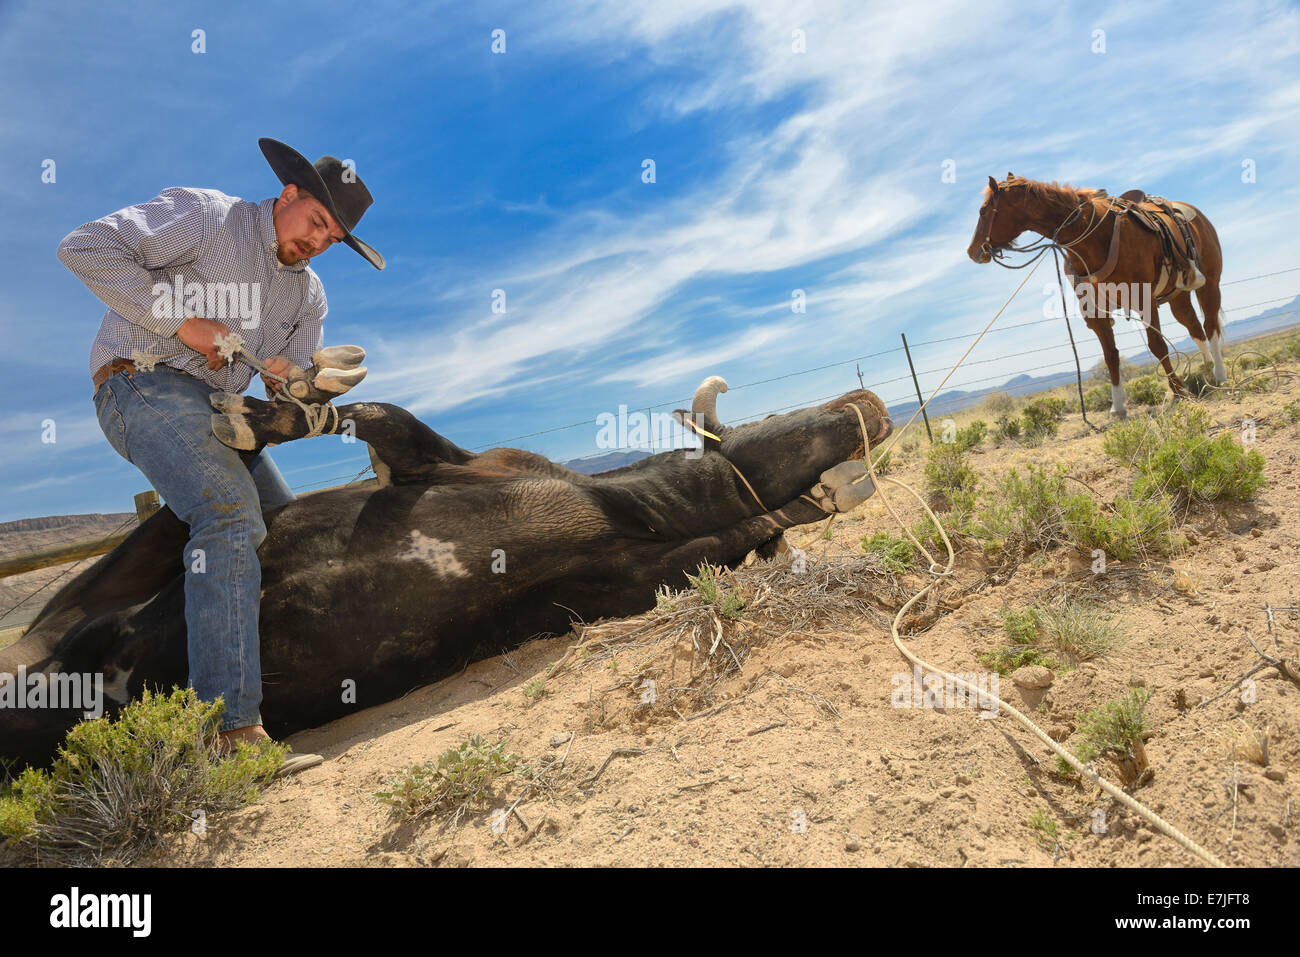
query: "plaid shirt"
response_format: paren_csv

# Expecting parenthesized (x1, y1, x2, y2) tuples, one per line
(60, 187, 327, 395)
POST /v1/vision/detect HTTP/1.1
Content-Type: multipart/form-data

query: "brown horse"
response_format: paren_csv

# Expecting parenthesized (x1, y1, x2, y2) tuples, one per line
(966, 173, 1226, 418)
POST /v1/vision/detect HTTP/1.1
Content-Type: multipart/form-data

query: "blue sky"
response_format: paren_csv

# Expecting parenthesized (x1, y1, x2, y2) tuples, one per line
(2, 0, 1299, 521)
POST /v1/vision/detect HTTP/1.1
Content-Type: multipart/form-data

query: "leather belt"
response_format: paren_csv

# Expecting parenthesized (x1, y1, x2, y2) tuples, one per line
(92, 358, 137, 397)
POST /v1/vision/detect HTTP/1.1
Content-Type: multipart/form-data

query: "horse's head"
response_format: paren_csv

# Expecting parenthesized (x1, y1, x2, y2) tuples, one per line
(967, 172, 1033, 263)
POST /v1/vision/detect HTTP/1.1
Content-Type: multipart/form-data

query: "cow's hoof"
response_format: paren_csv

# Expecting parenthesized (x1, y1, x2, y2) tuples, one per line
(810, 460, 878, 513)
(211, 413, 259, 450)
(312, 365, 368, 395)
(312, 344, 366, 370)
(209, 392, 257, 413)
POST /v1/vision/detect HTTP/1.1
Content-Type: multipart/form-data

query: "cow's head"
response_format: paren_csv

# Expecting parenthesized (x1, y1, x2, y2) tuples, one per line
(677, 377, 892, 510)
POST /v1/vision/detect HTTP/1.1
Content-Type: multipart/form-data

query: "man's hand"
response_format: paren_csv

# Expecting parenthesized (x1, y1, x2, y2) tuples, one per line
(261, 356, 297, 394)
(177, 316, 233, 370)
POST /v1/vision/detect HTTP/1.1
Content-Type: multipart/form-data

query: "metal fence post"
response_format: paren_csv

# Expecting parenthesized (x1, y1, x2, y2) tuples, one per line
(900, 333, 932, 443)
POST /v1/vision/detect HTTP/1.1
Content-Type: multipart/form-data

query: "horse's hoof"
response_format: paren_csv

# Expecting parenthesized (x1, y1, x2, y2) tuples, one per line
(211, 414, 258, 450)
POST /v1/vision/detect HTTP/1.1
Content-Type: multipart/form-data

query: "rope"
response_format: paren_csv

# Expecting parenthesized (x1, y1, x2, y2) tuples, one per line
(213, 333, 339, 438)
(839, 280, 1229, 867)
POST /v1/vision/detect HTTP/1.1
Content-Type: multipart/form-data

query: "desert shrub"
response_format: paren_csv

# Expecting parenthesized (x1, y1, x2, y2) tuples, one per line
(1281, 400, 1300, 424)
(1061, 493, 1179, 561)
(924, 443, 979, 500)
(953, 420, 987, 452)
(376, 734, 523, 825)
(992, 414, 1021, 444)
(1034, 599, 1121, 661)
(861, 532, 918, 574)
(971, 464, 1083, 551)
(1001, 606, 1040, 644)
(1235, 352, 1263, 371)
(1073, 688, 1151, 766)
(870, 449, 893, 474)
(980, 643, 1059, 676)
(1125, 374, 1166, 406)
(1104, 406, 1266, 503)
(686, 563, 745, 619)
(982, 391, 1017, 418)
(1084, 385, 1112, 412)
(1181, 368, 1213, 398)
(977, 606, 1061, 676)
(945, 486, 981, 535)
(1019, 396, 1068, 443)
(0, 688, 284, 865)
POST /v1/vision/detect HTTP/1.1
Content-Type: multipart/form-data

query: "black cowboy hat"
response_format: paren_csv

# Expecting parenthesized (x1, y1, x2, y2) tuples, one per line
(258, 137, 384, 270)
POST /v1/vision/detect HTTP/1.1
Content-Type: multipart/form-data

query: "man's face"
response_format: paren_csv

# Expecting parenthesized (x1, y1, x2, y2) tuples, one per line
(272, 183, 346, 266)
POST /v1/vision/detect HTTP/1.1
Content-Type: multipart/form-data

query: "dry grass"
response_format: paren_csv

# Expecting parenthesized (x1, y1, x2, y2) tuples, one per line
(554, 555, 909, 721)
(1211, 718, 1270, 766)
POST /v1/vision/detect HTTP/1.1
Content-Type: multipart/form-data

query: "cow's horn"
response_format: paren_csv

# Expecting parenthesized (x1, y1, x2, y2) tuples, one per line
(692, 376, 729, 425)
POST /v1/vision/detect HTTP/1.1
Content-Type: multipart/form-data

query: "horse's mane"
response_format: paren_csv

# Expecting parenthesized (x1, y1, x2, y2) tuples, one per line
(981, 175, 1106, 207)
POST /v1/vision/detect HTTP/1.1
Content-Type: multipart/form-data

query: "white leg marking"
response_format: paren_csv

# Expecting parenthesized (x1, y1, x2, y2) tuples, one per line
(1194, 337, 1213, 369)
(1111, 382, 1127, 419)
(1210, 329, 1227, 384)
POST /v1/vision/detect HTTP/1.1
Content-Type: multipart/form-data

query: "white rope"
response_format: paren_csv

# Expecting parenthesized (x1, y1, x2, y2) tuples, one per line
(212, 332, 338, 438)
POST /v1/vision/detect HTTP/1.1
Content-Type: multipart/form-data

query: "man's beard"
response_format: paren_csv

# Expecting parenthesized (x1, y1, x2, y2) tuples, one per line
(276, 241, 305, 266)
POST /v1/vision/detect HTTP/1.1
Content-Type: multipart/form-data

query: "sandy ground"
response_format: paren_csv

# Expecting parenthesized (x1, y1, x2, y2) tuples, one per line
(133, 363, 1300, 869)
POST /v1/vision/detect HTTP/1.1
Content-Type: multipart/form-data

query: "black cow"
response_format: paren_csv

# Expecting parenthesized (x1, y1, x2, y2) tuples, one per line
(0, 378, 891, 766)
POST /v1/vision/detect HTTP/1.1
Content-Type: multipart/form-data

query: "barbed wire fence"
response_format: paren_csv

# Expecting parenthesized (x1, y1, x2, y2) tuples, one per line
(287, 266, 1300, 492)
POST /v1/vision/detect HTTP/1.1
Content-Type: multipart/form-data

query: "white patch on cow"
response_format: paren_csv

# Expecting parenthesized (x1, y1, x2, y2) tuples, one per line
(102, 663, 134, 705)
(401, 531, 467, 578)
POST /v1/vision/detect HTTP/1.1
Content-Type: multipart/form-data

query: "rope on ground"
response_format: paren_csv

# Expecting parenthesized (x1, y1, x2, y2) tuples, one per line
(842, 279, 1229, 868)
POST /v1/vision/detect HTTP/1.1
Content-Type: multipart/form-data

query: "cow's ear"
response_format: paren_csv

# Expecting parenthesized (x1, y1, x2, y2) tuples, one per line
(672, 410, 722, 453)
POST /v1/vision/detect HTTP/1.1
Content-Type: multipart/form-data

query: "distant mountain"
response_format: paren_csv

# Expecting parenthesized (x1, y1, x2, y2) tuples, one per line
(561, 449, 655, 475)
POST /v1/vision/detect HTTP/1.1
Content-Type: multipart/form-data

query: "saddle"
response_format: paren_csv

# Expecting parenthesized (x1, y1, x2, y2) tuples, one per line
(1114, 188, 1205, 297)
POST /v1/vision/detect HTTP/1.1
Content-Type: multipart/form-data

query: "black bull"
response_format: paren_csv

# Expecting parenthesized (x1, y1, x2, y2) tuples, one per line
(1, 383, 892, 766)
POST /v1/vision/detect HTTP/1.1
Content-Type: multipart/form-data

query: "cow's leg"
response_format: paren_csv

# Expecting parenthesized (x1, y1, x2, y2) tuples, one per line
(210, 397, 473, 481)
(1195, 282, 1229, 383)
(1086, 316, 1127, 418)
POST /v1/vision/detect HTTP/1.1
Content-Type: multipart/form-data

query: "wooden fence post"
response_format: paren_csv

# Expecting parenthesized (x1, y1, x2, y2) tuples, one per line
(134, 490, 160, 524)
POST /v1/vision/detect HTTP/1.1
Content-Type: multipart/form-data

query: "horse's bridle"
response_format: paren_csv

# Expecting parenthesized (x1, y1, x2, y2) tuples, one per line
(977, 183, 1005, 261)
(982, 178, 1112, 274)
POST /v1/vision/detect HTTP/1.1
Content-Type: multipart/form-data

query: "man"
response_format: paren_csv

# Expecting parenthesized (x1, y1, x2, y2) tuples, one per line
(59, 138, 383, 774)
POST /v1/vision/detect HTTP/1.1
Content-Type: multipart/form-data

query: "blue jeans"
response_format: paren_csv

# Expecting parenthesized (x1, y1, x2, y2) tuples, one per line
(93, 364, 295, 731)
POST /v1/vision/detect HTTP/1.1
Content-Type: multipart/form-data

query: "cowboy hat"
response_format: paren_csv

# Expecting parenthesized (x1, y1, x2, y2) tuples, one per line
(258, 137, 384, 270)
